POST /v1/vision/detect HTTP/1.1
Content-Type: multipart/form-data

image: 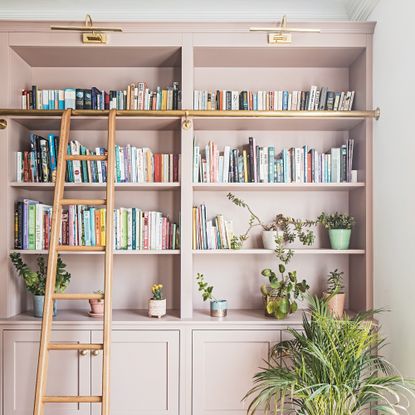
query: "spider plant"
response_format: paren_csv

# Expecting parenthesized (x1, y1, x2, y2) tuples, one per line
(244, 296, 414, 414)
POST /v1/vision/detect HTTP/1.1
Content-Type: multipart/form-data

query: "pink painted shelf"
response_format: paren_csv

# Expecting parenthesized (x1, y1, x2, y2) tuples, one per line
(192, 182, 365, 191)
(10, 182, 181, 191)
(193, 249, 365, 255)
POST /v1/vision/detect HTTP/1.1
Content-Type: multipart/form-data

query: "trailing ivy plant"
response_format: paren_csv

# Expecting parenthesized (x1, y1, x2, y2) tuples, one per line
(195, 273, 216, 302)
(10, 252, 71, 295)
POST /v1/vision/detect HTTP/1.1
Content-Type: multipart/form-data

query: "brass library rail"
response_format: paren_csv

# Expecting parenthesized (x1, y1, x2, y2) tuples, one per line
(0, 108, 381, 130)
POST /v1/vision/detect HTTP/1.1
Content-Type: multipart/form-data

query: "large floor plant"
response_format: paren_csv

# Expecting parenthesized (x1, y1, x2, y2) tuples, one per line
(244, 297, 414, 414)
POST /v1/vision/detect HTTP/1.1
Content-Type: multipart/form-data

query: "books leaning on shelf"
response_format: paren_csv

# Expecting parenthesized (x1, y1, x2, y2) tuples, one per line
(193, 86, 355, 111)
(14, 200, 180, 251)
(192, 204, 235, 250)
(193, 138, 355, 184)
(21, 82, 181, 110)
(16, 133, 180, 184)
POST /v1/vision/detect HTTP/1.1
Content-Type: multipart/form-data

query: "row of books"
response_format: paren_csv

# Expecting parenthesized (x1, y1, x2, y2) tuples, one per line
(21, 82, 181, 110)
(193, 86, 355, 111)
(14, 200, 180, 251)
(16, 134, 180, 183)
(193, 138, 355, 184)
(192, 204, 234, 250)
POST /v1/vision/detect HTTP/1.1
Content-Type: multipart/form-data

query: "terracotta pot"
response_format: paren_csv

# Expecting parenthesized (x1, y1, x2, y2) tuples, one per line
(148, 298, 166, 318)
(324, 292, 346, 317)
(89, 299, 104, 315)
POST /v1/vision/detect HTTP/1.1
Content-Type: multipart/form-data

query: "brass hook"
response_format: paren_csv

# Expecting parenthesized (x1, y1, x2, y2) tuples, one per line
(182, 111, 191, 130)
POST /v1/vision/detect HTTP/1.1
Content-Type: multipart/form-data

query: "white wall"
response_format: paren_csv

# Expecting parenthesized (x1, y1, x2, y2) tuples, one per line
(370, 0, 415, 379)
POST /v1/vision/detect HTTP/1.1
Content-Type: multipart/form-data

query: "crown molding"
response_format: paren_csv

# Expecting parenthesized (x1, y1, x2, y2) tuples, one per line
(346, 0, 380, 21)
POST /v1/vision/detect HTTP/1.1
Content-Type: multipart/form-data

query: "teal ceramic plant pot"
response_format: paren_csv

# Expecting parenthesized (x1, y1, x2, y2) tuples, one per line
(210, 300, 228, 317)
(329, 229, 352, 250)
(33, 295, 57, 318)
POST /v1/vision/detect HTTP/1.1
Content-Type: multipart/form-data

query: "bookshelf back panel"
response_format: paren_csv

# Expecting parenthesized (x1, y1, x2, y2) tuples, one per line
(193, 255, 350, 310)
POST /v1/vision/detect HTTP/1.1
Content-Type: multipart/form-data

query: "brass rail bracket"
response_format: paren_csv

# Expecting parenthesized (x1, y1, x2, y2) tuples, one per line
(0, 119, 7, 129)
(375, 107, 381, 120)
(182, 111, 192, 130)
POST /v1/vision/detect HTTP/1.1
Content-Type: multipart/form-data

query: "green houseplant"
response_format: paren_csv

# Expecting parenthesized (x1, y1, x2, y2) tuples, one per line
(148, 283, 166, 318)
(324, 269, 345, 317)
(318, 211, 355, 250)
(196, 273, 227, 317)
(89, 289, 104, 317)
(9, 252, 71, 317)
(244, 297, 414, 415)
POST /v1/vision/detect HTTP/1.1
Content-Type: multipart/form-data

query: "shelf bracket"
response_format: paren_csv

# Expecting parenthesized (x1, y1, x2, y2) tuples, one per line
(182, 111, 192, 130)
(0, 119, 7, 130)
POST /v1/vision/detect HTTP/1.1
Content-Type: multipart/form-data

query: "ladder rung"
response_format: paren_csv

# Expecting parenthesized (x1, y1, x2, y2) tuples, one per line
(48, 343, 103, 351)
(57, 245, 105, 252)
(53, 293, 104, 300)
(66, 155, 107, 161)
(60, 198, 106, 206)
(43, 396, 102, 403)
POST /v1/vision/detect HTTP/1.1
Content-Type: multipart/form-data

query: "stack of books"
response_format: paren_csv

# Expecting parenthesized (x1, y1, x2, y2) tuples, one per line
(21, 82, 181, 110)
(16, 134, 180, 184)
(193, 138, 355, 184)
(193, 86, 355, 111)
(192, 204, 234, 250)
(14, 200, 179, 251)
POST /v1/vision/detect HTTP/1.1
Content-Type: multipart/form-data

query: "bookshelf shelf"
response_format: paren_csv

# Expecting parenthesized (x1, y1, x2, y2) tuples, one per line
(9, 249, 181, 255)
(10, 182, 181, 191)
(193, 249, 366, 255)
(192, 183, 365, 192)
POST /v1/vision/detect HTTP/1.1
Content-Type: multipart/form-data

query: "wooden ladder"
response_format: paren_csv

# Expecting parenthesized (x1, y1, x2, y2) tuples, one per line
(33, 109, 116, 415)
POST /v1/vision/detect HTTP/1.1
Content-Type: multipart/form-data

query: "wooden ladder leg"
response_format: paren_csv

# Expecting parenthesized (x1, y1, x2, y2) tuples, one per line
(33, 109, 72, 415)
(101, 109, 116, 415)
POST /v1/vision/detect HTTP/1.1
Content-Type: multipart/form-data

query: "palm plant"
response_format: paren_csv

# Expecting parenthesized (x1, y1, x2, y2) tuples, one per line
(244, 297, 414, 414)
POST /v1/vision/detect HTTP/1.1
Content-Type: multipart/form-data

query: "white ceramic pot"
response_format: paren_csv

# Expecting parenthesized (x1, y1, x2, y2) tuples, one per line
(148, 298, 167, 318)
(262, 231, 279, 250)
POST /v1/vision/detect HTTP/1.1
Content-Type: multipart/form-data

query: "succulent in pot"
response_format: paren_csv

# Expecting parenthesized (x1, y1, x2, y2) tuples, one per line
(89, 290, 104, 317)
(323, 269, 345, 317)
(196, 273, 227, 317)
(318, 211, 355, 250)
(148, 283, 166, 318)
(261, 264, 309, 319)
(9, 252, 71, 318)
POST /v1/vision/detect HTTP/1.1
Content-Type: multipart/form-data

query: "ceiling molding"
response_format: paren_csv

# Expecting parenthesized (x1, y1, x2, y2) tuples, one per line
(346, 0, 380, 21)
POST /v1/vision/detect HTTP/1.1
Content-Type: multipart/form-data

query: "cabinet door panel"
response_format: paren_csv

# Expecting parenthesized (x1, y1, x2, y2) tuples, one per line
(3, 330, 91, 415)
(193, 330, 280, 415)
(91, 330, 179, 415)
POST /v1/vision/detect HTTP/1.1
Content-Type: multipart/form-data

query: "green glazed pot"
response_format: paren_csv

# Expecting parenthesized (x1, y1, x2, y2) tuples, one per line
(329, 229, 351, 250)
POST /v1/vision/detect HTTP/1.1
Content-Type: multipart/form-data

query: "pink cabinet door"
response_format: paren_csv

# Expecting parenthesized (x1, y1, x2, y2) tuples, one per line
(91, 330, 180, 415)
(192, 330, 281, 415)
(3, 330, 91, 415)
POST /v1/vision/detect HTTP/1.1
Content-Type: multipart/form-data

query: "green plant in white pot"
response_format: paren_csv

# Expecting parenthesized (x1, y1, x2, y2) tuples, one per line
(318, 211, 355, 250)
(196, 273, 227, 317)
(9, 252, 71, 318)
(323, 269, 345, 317)
(244, 296, 415, 414)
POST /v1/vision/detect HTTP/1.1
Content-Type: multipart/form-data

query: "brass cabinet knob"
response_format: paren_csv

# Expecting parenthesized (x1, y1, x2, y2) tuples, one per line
(92, 350, 101, 356)
(79, 349, 89, 356)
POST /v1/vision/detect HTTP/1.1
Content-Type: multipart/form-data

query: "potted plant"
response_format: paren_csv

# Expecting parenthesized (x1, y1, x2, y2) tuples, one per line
(323, 268, 345, 317)
(261, 264, 309, 319)
(244, 296, 415, 414)
(9, 252, 71, 318)
(318, 211, 355, 250)
(148, 283, 166, 318)
(88, 290, 104, 317)
(227, 193, 316, 250)
(196, 273, 227, 317)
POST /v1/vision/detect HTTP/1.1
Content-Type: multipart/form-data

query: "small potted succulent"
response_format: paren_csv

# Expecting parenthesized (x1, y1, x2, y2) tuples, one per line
(9, 252, 71, 318)
(148, 283, 166, 318)
(226, 193, 316, 250)
(89, 290, 104, 317)
(318, 212, 355, 250)
(323, 269, 345, 317)
(261, 264, 309, 319)
(196, 273, 227, 317)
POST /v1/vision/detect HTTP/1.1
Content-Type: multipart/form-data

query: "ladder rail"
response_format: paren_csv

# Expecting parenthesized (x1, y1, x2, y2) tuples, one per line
(33, 109, 72, 415)
(102, 109, 116, 415)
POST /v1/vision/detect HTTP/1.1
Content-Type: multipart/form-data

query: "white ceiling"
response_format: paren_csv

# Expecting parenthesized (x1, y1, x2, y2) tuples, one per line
(0, 0, 379, 21)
